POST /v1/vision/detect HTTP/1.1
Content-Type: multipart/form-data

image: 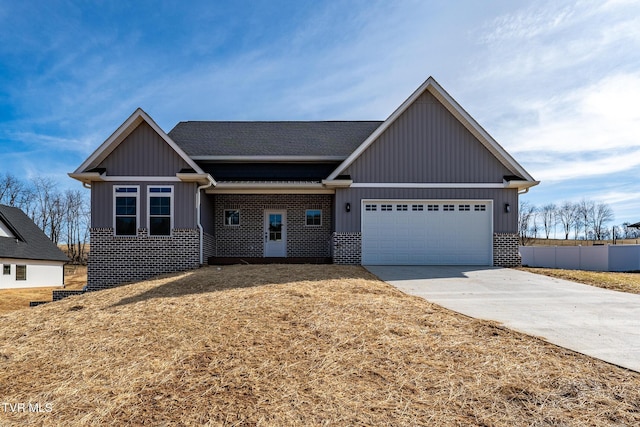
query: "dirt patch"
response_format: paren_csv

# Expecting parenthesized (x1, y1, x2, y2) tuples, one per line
(1, 264, 640, 425)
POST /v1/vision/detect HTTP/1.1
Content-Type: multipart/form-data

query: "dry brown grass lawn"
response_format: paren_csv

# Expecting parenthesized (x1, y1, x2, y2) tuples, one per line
(519, 267, 640, 294)
(2, 264, 640, 426)
(0, 265, 87, 315)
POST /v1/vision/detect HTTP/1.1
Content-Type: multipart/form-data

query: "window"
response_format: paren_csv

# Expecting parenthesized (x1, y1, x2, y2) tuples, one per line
(3, 264, 10, 275)
(114, 186, 139, 236)
(224, 209, 240, 226)
(148, 186, 173, 236)
(381, 204, 393, 211)
(459, 204, 471, 211)
(443, 204, 455, 211)
(412, 204, 424, 211)
(396, 204, 408, 211)
(365, 204, 377, 211)
(305, 209, 322, 226)
(16, 265, 26, 281)
(428, 204, 440, 211)
(474, 204, 487, 211)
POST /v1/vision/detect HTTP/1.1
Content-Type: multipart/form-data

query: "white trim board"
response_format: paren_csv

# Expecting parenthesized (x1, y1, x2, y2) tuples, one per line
(351, 183, 504, 189)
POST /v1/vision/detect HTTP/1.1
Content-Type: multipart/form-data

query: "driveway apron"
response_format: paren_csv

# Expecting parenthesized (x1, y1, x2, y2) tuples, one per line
(366, 265, 640, 372)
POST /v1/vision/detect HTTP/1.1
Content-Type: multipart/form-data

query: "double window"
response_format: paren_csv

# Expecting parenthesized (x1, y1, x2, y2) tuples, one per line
(114, 186, 173, 236)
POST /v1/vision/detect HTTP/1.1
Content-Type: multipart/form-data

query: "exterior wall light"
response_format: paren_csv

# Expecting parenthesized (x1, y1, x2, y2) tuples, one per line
(345, 203, 351, 212)
(505, 203, 511, 213)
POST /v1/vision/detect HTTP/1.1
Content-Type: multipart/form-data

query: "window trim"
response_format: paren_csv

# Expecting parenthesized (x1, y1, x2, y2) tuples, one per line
(147, 185, 174, 236)
(113, 185, 140, 236)
(305, 209, 322, 227)
(224, 209, 241, 226)
(16, 265, 26, 281)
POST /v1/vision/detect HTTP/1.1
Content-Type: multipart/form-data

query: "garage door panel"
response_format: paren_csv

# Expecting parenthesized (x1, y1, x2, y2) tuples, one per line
(362, 200, 492, 266)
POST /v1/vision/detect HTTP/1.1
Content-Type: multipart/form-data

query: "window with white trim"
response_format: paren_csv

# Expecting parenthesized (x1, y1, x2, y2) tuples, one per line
(224, 209, 240, 226)
(148, 186, 173, 236)
(114, 186, 139, 236)
(16, 265, 26, 281)
(305, 209, 322, 226)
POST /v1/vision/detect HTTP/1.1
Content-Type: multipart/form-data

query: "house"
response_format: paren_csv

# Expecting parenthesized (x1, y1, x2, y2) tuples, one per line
(0, 204, 69, 289)
(70, 77, 538, 291)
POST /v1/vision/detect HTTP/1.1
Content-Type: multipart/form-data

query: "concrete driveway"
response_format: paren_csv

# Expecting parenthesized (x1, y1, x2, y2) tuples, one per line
(366, 265, 640, 372)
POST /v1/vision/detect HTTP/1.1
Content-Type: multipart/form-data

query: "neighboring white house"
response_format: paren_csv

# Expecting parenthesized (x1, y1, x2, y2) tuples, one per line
(0, 204, 69, 289)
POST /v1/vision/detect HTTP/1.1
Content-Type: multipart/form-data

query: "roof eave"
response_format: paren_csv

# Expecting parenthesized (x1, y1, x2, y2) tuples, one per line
(176, 173, 217, 186)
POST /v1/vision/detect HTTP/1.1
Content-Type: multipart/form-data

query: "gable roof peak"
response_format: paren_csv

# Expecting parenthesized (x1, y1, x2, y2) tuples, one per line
(71, 108, 205, 178)
(327, 76, 537, 185)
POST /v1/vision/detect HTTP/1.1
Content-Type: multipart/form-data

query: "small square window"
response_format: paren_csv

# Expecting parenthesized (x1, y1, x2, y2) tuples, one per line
(305, 209, 322, 226)
(428, 204, 439, 211)
(16, 265, 26, 281)
(3, 264, 10, 275)
(396, 204, 408, 211)
(443, 205, 455, 211)
(412, 204, 424, 211)
(365, 204, 377, 211)
(459, 204, 470, 211)
(381, 204, 393, 211)
(224, 210, 240, 226)
(474, 204, 487, 211)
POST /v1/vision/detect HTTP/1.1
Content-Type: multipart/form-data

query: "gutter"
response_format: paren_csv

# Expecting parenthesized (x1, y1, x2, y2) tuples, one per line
(196, 177, 216, 265)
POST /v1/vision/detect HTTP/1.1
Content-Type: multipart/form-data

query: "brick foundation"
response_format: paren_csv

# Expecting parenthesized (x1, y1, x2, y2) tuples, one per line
(87, 227, 200, 290)
(493, 233, 521, 267)
(332, 232, 362, 265)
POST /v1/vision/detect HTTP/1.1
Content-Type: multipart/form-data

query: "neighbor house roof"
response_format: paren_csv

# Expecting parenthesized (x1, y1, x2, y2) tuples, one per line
(168, 121, 383, 159)
(0, 204, 69, 262)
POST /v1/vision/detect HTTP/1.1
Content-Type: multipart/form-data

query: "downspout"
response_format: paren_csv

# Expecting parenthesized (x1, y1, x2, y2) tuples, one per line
(196, 179, 215, 265)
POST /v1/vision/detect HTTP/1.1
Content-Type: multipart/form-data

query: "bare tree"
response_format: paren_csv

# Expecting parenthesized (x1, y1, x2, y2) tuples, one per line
(0, 173, 29, 207)
(557, 201, 578, 240)
(518, 201, 537, 245)
(540, 203, 557, 239)
(64, 189, 90, 263)
(577, 199, 595, 240)
(623, 223, 640, 239)
(591, 202, 614, 241)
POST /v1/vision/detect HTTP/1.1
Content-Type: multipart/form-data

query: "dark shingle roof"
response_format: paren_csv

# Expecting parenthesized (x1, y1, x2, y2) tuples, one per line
(0, 204, 69, 262)
(168, 121, 383, 157)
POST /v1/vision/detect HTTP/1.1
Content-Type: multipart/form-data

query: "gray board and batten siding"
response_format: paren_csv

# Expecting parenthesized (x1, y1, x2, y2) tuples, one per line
(90, 181, 198, 229)
(335, 90, 519, 234)
(342, 91, 513, 183)
(97, 121, 191, 176)
(90, 121, 198, 229)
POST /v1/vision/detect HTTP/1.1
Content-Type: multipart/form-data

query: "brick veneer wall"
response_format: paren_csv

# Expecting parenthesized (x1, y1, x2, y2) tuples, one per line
(493, 233, 521, 267)
(214, 194, 333, 258)
(333, 232, 362, 265)
(203, 232, 215, 261)
(87, 227, 200, 290)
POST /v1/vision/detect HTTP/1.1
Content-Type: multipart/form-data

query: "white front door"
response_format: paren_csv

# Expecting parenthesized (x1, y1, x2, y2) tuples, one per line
(264, 210, 287, 257)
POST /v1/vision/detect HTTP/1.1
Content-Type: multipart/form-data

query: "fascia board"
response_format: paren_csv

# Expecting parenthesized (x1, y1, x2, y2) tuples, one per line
(191, 155, 346, 162)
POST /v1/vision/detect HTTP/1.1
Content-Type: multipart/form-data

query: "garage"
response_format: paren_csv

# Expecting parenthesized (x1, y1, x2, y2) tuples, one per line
(361, 200, 493, 265)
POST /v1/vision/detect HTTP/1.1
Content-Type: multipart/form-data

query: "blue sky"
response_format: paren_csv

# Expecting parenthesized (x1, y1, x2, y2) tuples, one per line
(1, 0, 639, 226)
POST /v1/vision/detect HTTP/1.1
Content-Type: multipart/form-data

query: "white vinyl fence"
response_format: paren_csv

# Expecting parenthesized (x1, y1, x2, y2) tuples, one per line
(520, 245, 640, 272)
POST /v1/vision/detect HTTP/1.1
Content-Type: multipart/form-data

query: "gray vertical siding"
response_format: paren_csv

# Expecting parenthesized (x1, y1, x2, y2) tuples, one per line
(97, 122, 190, 176)
(91, 181, 197, 229)
(335, 187, 518, 233)
(344, 91, 512, 183)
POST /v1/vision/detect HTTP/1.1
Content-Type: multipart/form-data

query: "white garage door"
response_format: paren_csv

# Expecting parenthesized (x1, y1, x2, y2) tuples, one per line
(361, 200, 493, 265)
